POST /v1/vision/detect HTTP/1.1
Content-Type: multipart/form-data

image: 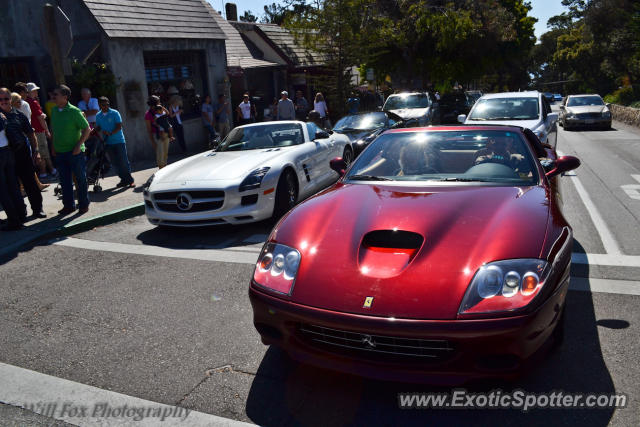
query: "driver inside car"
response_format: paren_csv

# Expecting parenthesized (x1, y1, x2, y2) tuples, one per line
(397, 142, 442, 176)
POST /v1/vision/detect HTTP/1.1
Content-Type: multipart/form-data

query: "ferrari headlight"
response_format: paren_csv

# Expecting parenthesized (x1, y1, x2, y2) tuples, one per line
(239, 167, 270, 192)
(459, 259, 550, 316)
(253, 243, 301, 295)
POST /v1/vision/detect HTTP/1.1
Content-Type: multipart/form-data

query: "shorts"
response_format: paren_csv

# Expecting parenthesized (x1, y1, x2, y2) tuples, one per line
(36, 133, 50, 160)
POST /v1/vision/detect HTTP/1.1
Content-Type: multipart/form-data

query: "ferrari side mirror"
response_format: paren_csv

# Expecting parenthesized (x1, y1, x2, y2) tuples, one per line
(330, 157, 347, 177)
(545, 155, 581, 179)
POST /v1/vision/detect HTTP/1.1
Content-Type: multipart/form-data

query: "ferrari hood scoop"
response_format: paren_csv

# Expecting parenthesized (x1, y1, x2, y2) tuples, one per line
(358, 230, 424, 279)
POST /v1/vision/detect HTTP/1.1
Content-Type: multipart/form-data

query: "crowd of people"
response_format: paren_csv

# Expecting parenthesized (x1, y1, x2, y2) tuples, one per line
(0, 82, 135, 231)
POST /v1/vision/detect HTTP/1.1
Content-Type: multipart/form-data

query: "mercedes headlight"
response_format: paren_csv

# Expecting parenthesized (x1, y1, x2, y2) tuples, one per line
(239, 167, 270, 192)
(602, 110, 611, 118)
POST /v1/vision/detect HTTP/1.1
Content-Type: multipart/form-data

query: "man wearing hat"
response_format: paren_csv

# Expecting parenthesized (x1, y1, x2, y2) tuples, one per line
(25, 82, 56, 179)
(276, 91, 295, 121)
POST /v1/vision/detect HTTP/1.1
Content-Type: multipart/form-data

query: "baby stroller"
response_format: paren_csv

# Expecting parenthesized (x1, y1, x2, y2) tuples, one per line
(52, 131, 111, 196)
(85, 131, 111, 192)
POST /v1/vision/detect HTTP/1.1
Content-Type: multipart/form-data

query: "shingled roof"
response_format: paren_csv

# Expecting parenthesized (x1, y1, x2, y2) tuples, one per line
(203, 3, 279, 69)
(82, 0, 226, 39)
(254, 24, 324, 67)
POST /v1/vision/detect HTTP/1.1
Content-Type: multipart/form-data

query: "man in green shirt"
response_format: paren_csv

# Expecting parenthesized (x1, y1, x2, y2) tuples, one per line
(51, 84, 91, 215)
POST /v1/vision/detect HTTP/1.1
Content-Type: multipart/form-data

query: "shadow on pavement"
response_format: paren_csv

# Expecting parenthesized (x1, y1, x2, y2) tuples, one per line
(245, 238, 617, 426)
(136, 220, 275, 250)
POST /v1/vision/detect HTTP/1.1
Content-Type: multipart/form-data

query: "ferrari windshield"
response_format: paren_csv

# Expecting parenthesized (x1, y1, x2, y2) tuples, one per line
(566, 95, 604, 107)
(383, 93, 430, 110)
(218, 123, 304, 151)
(333, 112, 391, 131)
(468, 97, 540, 120)
(346, 130, 538, 185)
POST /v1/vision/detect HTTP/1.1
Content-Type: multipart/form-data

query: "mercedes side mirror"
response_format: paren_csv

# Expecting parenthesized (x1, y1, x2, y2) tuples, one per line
(330, 157, 347, 177)
(315, 130, 330, 139)
(545, 155, 581, 179)
(457, 114, 466, 123)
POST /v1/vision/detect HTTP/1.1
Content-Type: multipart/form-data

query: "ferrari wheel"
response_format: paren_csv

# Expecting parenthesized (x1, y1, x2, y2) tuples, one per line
(342, 146, 353, 165)
(273, 170, 298, 219)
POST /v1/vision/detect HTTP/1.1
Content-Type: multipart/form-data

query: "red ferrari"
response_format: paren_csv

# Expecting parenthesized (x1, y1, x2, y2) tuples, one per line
(249, 125, 580, 384)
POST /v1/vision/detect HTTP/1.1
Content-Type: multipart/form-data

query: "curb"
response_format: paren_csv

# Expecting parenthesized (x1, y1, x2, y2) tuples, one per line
(0, 203, 145, 260)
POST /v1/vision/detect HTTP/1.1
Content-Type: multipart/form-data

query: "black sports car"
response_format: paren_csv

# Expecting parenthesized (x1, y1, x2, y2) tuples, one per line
(332, 111, 412, 156)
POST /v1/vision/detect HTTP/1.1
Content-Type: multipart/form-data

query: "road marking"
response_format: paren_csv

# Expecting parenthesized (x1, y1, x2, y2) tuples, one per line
(621, 174, 640, 200)
(0, 362, 253, 426)
(570, 277, 640, 296)
(572, 252, 640, 267)
(54, 238, 258, 265)
(55, 237, 640, 269)
(558, 150, 622, 254)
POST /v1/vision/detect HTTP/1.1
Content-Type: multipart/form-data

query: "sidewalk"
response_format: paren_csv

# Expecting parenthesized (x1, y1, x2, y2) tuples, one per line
(0, 152, 191, 261)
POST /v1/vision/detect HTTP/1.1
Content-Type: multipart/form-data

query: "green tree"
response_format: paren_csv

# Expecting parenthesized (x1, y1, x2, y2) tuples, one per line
(240, 11, 258, 22)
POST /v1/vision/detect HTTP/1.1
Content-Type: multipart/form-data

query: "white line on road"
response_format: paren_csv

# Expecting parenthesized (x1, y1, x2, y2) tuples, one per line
(570, 277, 640, 296)
(55, 237, 640, 268)
(54, 238, 259, 265)
(572, 252, 640, 267)
(0, 362, 253, 427)
(558, 150, 622, 254)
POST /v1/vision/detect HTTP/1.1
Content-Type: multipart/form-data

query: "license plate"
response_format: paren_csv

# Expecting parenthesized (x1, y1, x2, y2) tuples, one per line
(585, 119, 595, 124)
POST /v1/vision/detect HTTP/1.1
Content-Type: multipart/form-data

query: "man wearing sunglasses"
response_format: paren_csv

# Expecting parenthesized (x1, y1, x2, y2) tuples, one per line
(0, 88, 26, 230)
(50, 85, 91, 215)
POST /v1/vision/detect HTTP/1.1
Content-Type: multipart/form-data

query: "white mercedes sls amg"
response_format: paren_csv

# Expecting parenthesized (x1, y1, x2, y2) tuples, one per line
(144, 121, 352, 227)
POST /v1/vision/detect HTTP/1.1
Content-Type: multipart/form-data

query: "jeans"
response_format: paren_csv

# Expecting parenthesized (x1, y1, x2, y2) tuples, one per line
(105, 143, 134, 184)
(170, 119, 186, 152)
(204, 123, 217, 138)
(0, 147, 25, 225)
(56, 151, 90, 209)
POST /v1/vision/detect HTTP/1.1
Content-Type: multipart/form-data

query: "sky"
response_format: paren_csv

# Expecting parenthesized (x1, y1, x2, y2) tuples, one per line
(210, 0, 567, 40)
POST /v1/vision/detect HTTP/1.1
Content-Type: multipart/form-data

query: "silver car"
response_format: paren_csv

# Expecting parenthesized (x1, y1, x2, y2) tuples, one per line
(458, 91, 558, 148)
(144, 121, 352, 227)
(560, 94, 612, 130)
(382, 92, 440, 127)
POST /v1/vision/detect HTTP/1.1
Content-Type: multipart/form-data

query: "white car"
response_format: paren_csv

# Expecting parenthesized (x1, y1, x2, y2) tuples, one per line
(144, 121, 352, 227)
(382, 92, 440, 126)
(458, 91, 558, 147)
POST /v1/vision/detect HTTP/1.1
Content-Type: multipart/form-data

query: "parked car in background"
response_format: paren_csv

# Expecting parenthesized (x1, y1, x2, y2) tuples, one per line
(459, 91, 558, 148)
(144, 121, 352, 227)
(439, 92, 472, 124)
(332, 111, 407, 157)
(559, 94, 612, 130)
(553, 94, 563, 102)
(382, 92, 440, 127)
(250, 125, 580, 384)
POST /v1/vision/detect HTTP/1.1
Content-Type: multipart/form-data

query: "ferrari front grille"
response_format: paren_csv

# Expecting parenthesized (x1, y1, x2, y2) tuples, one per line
(298, 324, 455, 361)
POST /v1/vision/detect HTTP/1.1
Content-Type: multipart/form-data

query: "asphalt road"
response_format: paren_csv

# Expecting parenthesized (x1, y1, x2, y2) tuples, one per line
(1, 121, 639, 426)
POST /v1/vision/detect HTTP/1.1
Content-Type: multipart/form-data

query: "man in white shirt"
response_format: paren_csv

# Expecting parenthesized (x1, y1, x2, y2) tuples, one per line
(77, 88, 99, 127)
(236, 93, 256, 126)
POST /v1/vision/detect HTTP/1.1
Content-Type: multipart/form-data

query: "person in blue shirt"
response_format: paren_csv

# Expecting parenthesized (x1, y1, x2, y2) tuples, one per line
(94, 97, 134, 188)
(347, 92, 360, 114)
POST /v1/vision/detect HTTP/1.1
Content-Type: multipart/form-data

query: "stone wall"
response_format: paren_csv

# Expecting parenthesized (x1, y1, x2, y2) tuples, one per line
(610, 104, 640, 127)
